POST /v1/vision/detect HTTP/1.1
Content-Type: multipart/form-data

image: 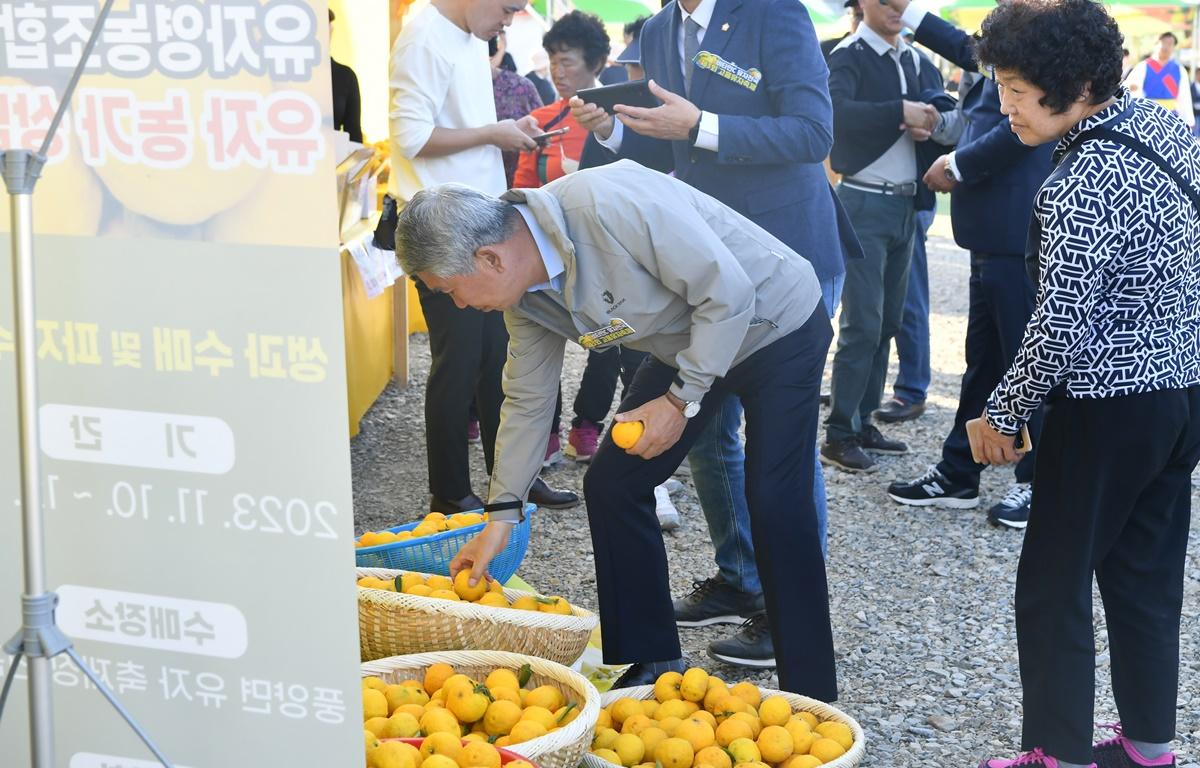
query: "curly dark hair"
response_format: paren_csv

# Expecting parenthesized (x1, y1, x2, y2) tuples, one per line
(976, 0, 1124, 114)
(543, 11, 611, 75)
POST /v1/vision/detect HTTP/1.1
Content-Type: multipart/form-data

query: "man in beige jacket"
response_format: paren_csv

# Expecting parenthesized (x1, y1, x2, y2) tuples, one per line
(396, 161, 838, 700)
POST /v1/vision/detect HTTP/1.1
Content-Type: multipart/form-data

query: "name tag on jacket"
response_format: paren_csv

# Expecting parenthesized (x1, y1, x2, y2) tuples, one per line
(694, 51, 762, 92)
(579, 318, 636, 349)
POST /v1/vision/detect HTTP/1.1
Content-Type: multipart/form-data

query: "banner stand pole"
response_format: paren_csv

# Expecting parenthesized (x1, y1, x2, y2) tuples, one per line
(0, 1, 173, 765)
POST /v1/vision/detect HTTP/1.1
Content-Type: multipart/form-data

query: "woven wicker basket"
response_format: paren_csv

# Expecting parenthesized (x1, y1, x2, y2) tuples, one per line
(356, 568, 598, 665)
(580, 684, 865, 768)
(361, 651, 601, 768)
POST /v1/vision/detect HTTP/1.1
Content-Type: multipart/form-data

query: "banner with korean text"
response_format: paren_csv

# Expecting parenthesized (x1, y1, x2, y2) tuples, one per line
(0, 1, 363, 765)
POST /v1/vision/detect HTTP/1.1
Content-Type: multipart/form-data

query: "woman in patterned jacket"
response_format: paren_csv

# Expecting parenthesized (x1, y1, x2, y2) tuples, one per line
(964, 1, 1200, 767)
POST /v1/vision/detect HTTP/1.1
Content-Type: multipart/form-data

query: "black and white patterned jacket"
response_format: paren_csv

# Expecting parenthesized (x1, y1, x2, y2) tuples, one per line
(986, 89, 1200, 435)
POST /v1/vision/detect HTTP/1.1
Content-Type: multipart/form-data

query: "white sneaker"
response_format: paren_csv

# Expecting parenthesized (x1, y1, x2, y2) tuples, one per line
(655, 484, 681, 531)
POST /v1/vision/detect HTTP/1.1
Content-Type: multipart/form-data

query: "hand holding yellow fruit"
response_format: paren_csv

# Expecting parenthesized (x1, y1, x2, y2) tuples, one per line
(611, 420, 644, 450)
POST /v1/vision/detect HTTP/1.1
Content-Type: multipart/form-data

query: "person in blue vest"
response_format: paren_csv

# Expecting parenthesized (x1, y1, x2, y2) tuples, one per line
(1124, 32, 1195, 132)
(569, 0, 862, 687)
(821, 0, 956, 473)
(882, 0, 1053, 529)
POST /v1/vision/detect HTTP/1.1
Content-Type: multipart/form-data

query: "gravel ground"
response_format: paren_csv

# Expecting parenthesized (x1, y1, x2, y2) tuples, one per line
(351, 236, 1200, 768)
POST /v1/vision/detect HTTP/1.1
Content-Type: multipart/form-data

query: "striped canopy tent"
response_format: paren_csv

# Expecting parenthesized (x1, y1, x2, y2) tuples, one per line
(932, 0, 1198, 45)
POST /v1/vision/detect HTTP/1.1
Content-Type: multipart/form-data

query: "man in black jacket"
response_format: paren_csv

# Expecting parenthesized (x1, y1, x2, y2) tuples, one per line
(822, 0, 954, 473)
(882, 0, 1053, 529)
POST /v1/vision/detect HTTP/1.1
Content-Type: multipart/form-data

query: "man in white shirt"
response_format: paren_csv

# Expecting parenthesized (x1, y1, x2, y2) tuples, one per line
(389, 0, 578, 514)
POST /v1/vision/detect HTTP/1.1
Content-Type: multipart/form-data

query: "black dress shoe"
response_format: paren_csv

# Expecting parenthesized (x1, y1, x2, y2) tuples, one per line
(707, 613, 776, 668)
(872, 397, 926, 423)
(528, 477, 579, 509)
(859, 424, 908, 454)
(429, 493, 485, 514)
(819, 436, 876, 473)
(611, 659, 684, 689)
(674, 576, 765, 627)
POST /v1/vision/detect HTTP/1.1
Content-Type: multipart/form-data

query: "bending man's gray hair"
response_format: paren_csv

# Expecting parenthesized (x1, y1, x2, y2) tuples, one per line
(395, 184, 521, 278)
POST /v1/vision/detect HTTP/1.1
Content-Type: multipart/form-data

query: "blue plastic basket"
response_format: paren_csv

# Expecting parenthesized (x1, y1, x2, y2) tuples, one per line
(354, 504, 535, 583)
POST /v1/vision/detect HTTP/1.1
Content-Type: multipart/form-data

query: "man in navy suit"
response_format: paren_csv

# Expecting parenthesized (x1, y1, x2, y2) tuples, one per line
(571, 0, 860, 699)
(883, 0, 1052, 529)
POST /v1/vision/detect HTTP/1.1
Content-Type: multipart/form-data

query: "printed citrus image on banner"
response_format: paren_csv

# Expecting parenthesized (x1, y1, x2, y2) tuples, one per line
(0, 0, 337, 247)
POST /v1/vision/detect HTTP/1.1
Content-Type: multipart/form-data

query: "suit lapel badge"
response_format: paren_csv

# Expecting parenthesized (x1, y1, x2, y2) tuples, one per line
(693, 51, 761, 92)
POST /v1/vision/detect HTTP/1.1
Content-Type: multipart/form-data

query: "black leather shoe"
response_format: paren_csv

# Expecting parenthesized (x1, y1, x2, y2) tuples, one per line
(873, 397, 926, 423)
(611, 659, 684, 689)
(859, 424, 908, 454)
(819, 392, 831, 407)
(430, 493, 485, 514)
(528, 477, 579, 509)
(707, 613, 775, 669)
(819, 436, 876, 473)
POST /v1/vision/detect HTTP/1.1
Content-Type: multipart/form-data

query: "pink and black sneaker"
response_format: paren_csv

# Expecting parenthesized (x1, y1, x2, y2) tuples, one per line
(1093, 724, 1176, 768)
(978, 748, 1096, 768)
(565, 419, 601, 462)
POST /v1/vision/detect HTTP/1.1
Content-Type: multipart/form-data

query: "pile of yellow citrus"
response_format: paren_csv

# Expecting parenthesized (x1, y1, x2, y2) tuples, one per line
(363, 733, 538, 768)
(356, 571, 573, 615)
(361, 662, 583, 768)
(356, 512, 487, 549)
(588, 669, 853, 768)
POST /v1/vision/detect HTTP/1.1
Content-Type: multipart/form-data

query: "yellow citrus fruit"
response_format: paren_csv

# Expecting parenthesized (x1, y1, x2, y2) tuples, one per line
(654, 737, 694, 768)
(400, 573, 425, 592)
(813, 721, 853, 750)
(730, 682, 761, 709)
(491, 686, 522, 706)
(365, 728, 381, 752)
(483, 699, 522, 737)
(383, 711, 421, 738)
(489, 578, 505, 594)
(759, 696, 792, 728)
(593, 749, 622, 764)
(430, 588, 461, 602)
(453, 570, 489, 602)
(448, 686, 490, 724)
(555, 704, 582, 727)
(597, 709, 614, 730)
(704, 683, 730, 713)
(657, 700, 695, 721)
(506, 761, 537, 768)
(780, 756, 822, 768)
(407, 584, 435, 597)
(693, 710, 717, 731)
(457, 741, 501, 768)
(727, 737, 761, 765)
(511, 595, 540, 612)
(655, 671, 684, 702)
(733, 762, 771, 768)
(639, 700, 660, 719)
(658, 717, 683, 736)
(696, 745, 733, 768)
(593, 726, 620, 750)
(716, 717, 754, 747)
(425, 663, 455, 696)
(639, 727, 669, 757)
(365, 716, 390, 737)
(680, 669, 709, 703)
(509, 719, 549, 744)
(485, 669, 520, 692)
(525, 685, 565, 712)
(477, 592, 510, 608)
(784, 721, 813, 751)
(396, 704, 426, 721)
(621, 714, 655, 736)
(674, 717, 716, 751)
(730, 712, 763, 738)
(794, 712, 818, 730)
(538, 596, 573, 615)
(371, 740, 419, 768)
(363, 676, 389, 692)
(420, 731, 463, 761)
(427, 576, 455, 593)
(613, 733, 646, 766)
(611, 421, 644, 450)
(386, 684, 421, 713)
(757, 725, 794, 763)
(809, 738, 846, 762)
(421, 756, 459, 768)
(363, 688, 389, 720)
(420, 707, 460, 736)
(610, 698, 643, 727)
(521, 706, 557, 731)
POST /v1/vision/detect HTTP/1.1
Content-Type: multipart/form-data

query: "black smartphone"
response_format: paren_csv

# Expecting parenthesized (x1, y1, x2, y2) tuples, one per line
(533, 127, 570, 145)
(576, 79, 660, 114)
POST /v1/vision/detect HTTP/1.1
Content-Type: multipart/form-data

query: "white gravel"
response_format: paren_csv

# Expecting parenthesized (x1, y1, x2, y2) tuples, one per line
(351, 236, 1200, 767)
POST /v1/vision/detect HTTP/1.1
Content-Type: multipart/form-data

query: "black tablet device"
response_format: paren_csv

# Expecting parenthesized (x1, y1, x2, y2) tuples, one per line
(575, 79, 660, 114)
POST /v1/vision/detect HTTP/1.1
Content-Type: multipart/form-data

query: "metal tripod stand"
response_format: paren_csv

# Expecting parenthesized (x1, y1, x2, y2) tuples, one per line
(0, 0, 172, 764)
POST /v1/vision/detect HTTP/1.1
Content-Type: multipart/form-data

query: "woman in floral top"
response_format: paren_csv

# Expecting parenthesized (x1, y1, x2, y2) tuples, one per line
(490, 32, 543, 186)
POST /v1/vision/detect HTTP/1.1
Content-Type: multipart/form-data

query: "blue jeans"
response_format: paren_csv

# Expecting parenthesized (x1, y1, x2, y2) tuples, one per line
(690, 275, 842, 596)
(893, 209, 934, 405)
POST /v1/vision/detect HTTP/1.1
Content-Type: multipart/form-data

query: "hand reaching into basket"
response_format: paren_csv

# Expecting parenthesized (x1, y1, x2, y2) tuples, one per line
(450, 522, 513, 586)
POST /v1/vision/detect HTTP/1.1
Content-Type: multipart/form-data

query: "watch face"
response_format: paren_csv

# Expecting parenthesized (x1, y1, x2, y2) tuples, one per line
(683, 401, 702, 418)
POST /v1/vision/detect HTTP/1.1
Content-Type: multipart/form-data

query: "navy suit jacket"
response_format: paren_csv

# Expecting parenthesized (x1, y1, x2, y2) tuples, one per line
(583, 0, 862, 284)
(913, 13, 1054, 255)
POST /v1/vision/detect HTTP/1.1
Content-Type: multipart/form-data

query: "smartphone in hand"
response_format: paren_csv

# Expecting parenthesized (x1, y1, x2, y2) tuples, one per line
(533, 127, 569, 145)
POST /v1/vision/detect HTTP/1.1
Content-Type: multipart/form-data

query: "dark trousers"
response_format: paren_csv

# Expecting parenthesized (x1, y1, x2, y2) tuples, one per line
(828, 186, 916, 441)
(1016, 387, 1200, 763)
(583, 309, 838, 701)
(416, 282, 508, 500)
(572, 347, 648, 427)
(940, 253, 1042, 486)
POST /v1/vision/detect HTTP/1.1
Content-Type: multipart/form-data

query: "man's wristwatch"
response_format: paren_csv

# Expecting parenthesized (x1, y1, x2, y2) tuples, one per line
(666, 391, 701, 418)
(943, 155, 957, 182)
(688, 114, 702, 145)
